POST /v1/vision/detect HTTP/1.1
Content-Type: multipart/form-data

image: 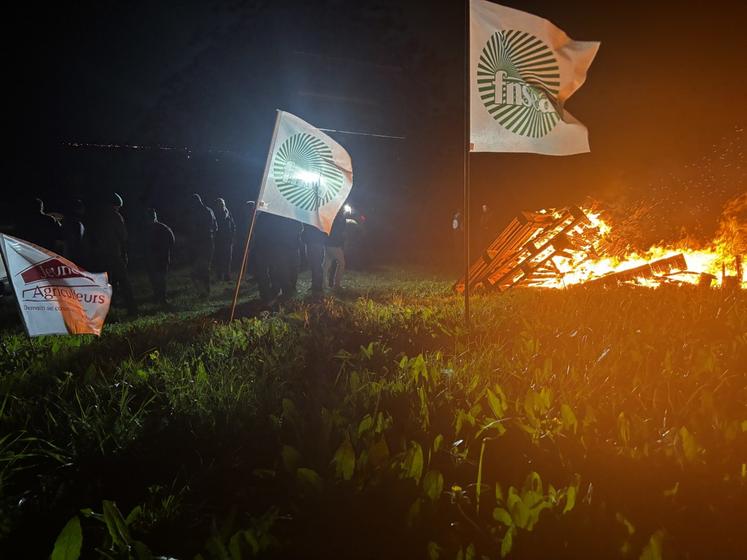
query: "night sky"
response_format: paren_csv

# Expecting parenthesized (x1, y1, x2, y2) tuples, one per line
(7, 0, 747, 257)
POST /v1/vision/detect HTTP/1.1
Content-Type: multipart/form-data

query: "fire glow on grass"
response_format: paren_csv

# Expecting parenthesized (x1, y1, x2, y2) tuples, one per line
(533, 204, 746, 289)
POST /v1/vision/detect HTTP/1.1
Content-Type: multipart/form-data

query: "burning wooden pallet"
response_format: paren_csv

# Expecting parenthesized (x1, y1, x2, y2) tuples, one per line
(454, 207, 708, 292)
(454, 206, 605, 293)
(456, 202, 745, 292)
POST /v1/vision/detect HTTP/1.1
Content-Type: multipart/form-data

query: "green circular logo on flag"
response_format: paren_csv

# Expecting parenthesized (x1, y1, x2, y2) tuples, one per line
(477, 30, 561, 138)
(272, 133, 345, 211)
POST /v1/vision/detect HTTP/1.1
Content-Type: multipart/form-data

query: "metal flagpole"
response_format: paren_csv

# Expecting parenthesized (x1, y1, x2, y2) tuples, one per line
(463, 0, 471, 332)
(228, 110, 282, 322)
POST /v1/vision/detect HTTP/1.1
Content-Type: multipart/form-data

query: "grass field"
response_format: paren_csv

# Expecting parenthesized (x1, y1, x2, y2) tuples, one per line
(1, 266, 745, 559)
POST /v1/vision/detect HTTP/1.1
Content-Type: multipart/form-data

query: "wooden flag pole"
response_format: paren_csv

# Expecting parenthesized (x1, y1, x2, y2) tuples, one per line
(228, 111, 281, 322)
(463, 0, 472, 332)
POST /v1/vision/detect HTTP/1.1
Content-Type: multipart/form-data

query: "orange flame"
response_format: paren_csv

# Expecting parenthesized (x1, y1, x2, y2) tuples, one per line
(533, 199, 746, 289)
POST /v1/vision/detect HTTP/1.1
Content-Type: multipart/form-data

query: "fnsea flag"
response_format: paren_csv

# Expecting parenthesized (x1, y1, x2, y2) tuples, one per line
(257, 111, 353, 233)
(0, 234, 112, 336)
(470, 0, 600, 155)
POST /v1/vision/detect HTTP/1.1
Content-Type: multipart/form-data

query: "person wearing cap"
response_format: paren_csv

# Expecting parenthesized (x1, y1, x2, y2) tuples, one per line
(144, 208, 175, 306)
(185, 194, 217, 298)
(213, 197, 236, 282)
(87, 192, 137, 314)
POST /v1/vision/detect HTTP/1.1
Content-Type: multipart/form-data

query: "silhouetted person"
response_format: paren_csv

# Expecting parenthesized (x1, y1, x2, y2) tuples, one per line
(186, 194, 217, 298)
(19, 198, 61, 250)
(479, 204, 495, 249)
(273, 215, 302, 301)
(452, 210, 463, 233)
(213, 197, 236, 281)
(302, 224, 326, 297)
(252, 213, 275, 303)
(87, 193, 136, 314)
(324, 211, 347, 289)
(144, 208, 175, 306)
(253, 213, 302, 303)
(62, 198, 85, 264)
(451, 209, 463, 269)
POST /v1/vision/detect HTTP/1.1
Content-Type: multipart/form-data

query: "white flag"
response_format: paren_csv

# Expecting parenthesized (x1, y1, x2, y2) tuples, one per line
(257, 111, 353, 233)
(0, 234, 112, 337)
(470, 0, 599, 155)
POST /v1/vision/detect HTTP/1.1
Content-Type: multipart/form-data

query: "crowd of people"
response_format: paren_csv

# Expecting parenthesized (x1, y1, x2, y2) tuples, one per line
(250, 205, 348, 304)
(12, 192, 351, 313)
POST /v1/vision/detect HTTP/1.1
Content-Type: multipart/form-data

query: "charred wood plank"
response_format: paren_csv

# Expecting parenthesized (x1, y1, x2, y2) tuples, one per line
(584, 254, 687, 286)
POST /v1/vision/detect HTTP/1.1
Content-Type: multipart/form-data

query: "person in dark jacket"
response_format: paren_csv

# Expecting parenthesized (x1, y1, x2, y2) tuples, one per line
(451, 209, 463, 271)
(324, 211, 347, 289)
(252, 213, 276, 303)
(302, 224, 326, 296)
(479, 204, 495, 249)
(144, 208, 175, 306)
(19, 198, 61, 251)
(186, 194, 217, 298)
(62, 198, 85, 264)
(253, 213, 302, 303)
(213, 197, 236, 281)
(87, 192, 136, 314)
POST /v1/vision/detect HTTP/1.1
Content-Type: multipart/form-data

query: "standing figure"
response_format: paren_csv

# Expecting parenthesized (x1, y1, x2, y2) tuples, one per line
(253, 213, 301, 303)
(62, 198, 86, 264)
(18, 198, 61, 251)
(144, 208, 175, 306)
(186, 194, 217, 298)
(302, 224, 326, 297)
(479, 204, 495, 249)
(451, 209, 463, 269)
(252, 213, 276, 303)
(272, 215, 302, 301)
(324, 211, 347, 289)
(213, 197, 236, 281)
(87, 192, 137, 314)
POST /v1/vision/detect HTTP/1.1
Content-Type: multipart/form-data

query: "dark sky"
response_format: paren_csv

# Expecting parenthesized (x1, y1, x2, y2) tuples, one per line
(7, 0, 747, 253)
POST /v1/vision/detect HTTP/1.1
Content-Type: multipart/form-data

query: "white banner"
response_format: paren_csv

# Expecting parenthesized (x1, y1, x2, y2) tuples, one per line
(0, 234, 112, 336)
(257, 111, 353, 233)
(470, 0, 599, 155)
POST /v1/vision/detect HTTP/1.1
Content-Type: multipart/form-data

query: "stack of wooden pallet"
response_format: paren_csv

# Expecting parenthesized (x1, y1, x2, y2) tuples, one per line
(454, 206, 603, 293)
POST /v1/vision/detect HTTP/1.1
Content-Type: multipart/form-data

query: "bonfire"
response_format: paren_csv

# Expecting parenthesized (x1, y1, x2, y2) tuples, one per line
(456, 194, 747, 293)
